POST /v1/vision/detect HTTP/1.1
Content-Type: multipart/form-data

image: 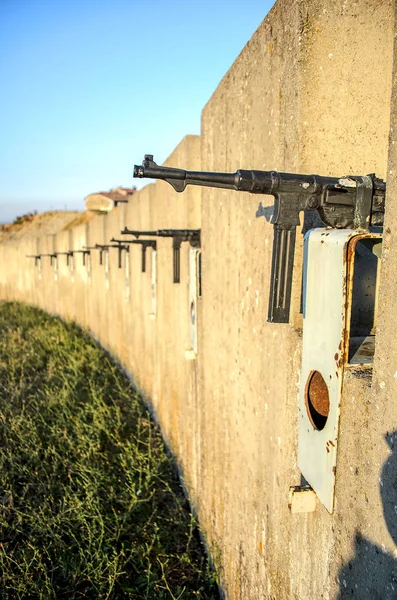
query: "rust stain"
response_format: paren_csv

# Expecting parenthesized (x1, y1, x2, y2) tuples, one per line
(305, 375, 329, 425)
(259, 541, 263, 553)
(334, 353, 339, 361)
(269, 43, 273, 53)
(306, 371, 330, 417)
(344, 235, 358, 361)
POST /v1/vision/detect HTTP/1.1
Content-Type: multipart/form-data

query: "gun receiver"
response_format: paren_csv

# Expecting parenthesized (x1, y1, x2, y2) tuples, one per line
(111, 237, 156, 272)
(134, 154, 386, 322)
(120, 228, 201, 282)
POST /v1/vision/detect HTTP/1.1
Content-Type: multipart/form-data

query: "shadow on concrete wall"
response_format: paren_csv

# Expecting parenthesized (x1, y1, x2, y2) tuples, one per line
(255, 202, 274, 222)
(337, 431, 397, 599)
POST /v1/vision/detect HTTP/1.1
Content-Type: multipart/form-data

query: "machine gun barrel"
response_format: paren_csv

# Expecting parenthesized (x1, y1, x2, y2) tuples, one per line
(120, 228, 157, 239)
(120, 228, 199, 239)
(134, 154, 386, 322)
(121, 227, 200, 242)
(134, 155, 237, 193)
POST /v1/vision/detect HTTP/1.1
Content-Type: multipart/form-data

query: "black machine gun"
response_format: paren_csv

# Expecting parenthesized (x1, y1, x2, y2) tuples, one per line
(27, 250, 90, 268)
(71, 249, 91, 266)
(110, 237, 156, 272)
(26, 254, 42, 267)
(39, 252, 58, 266)
(83, 246, 104, 265)
(94, 242, 129, 269)
(54, 251, 73, 266)
(134, 154, 386, 323)
(120, 228, 201, 283)
(49, 250, 90, 267)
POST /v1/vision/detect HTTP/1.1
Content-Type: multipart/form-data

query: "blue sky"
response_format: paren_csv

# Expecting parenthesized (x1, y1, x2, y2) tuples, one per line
(0, 0, 275, 222)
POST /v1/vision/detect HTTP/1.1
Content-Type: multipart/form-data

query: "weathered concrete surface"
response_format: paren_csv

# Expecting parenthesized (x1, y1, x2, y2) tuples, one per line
(198, 1, 394, 598)
(0, 2, 396, 599)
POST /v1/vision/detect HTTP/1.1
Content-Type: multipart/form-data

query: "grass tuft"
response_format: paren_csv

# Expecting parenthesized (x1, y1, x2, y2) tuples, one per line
(0, 302, 218, 599)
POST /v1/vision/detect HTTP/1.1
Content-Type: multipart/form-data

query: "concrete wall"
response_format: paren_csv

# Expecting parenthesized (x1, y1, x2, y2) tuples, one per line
(1, 1, 396, 598)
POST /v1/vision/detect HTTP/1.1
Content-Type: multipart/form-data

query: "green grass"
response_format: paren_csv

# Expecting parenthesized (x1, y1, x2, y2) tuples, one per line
(0, 302, 218, 599)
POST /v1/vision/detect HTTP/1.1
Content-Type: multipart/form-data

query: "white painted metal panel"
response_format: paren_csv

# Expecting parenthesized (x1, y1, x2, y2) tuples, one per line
(53, 256, 58, 282)
(298, 228, 358, 513)
(189, 248, 199, 354)
(86, 253, 91, 286)
(104, 250, 109, 291)
(70, 254, 75, 284)
(150, 249, 157, 316)
(124, 251, 130, 300)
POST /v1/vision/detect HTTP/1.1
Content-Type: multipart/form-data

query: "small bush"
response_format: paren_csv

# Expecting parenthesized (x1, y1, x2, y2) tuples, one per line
(12, 211, 38, 226)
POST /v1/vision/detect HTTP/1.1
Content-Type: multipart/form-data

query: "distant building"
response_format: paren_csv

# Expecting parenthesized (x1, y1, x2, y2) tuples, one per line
(84, 186, 136, 213)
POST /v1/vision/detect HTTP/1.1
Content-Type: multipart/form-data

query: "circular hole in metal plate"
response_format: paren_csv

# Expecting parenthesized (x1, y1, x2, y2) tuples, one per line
(305, 370, 330, 431)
